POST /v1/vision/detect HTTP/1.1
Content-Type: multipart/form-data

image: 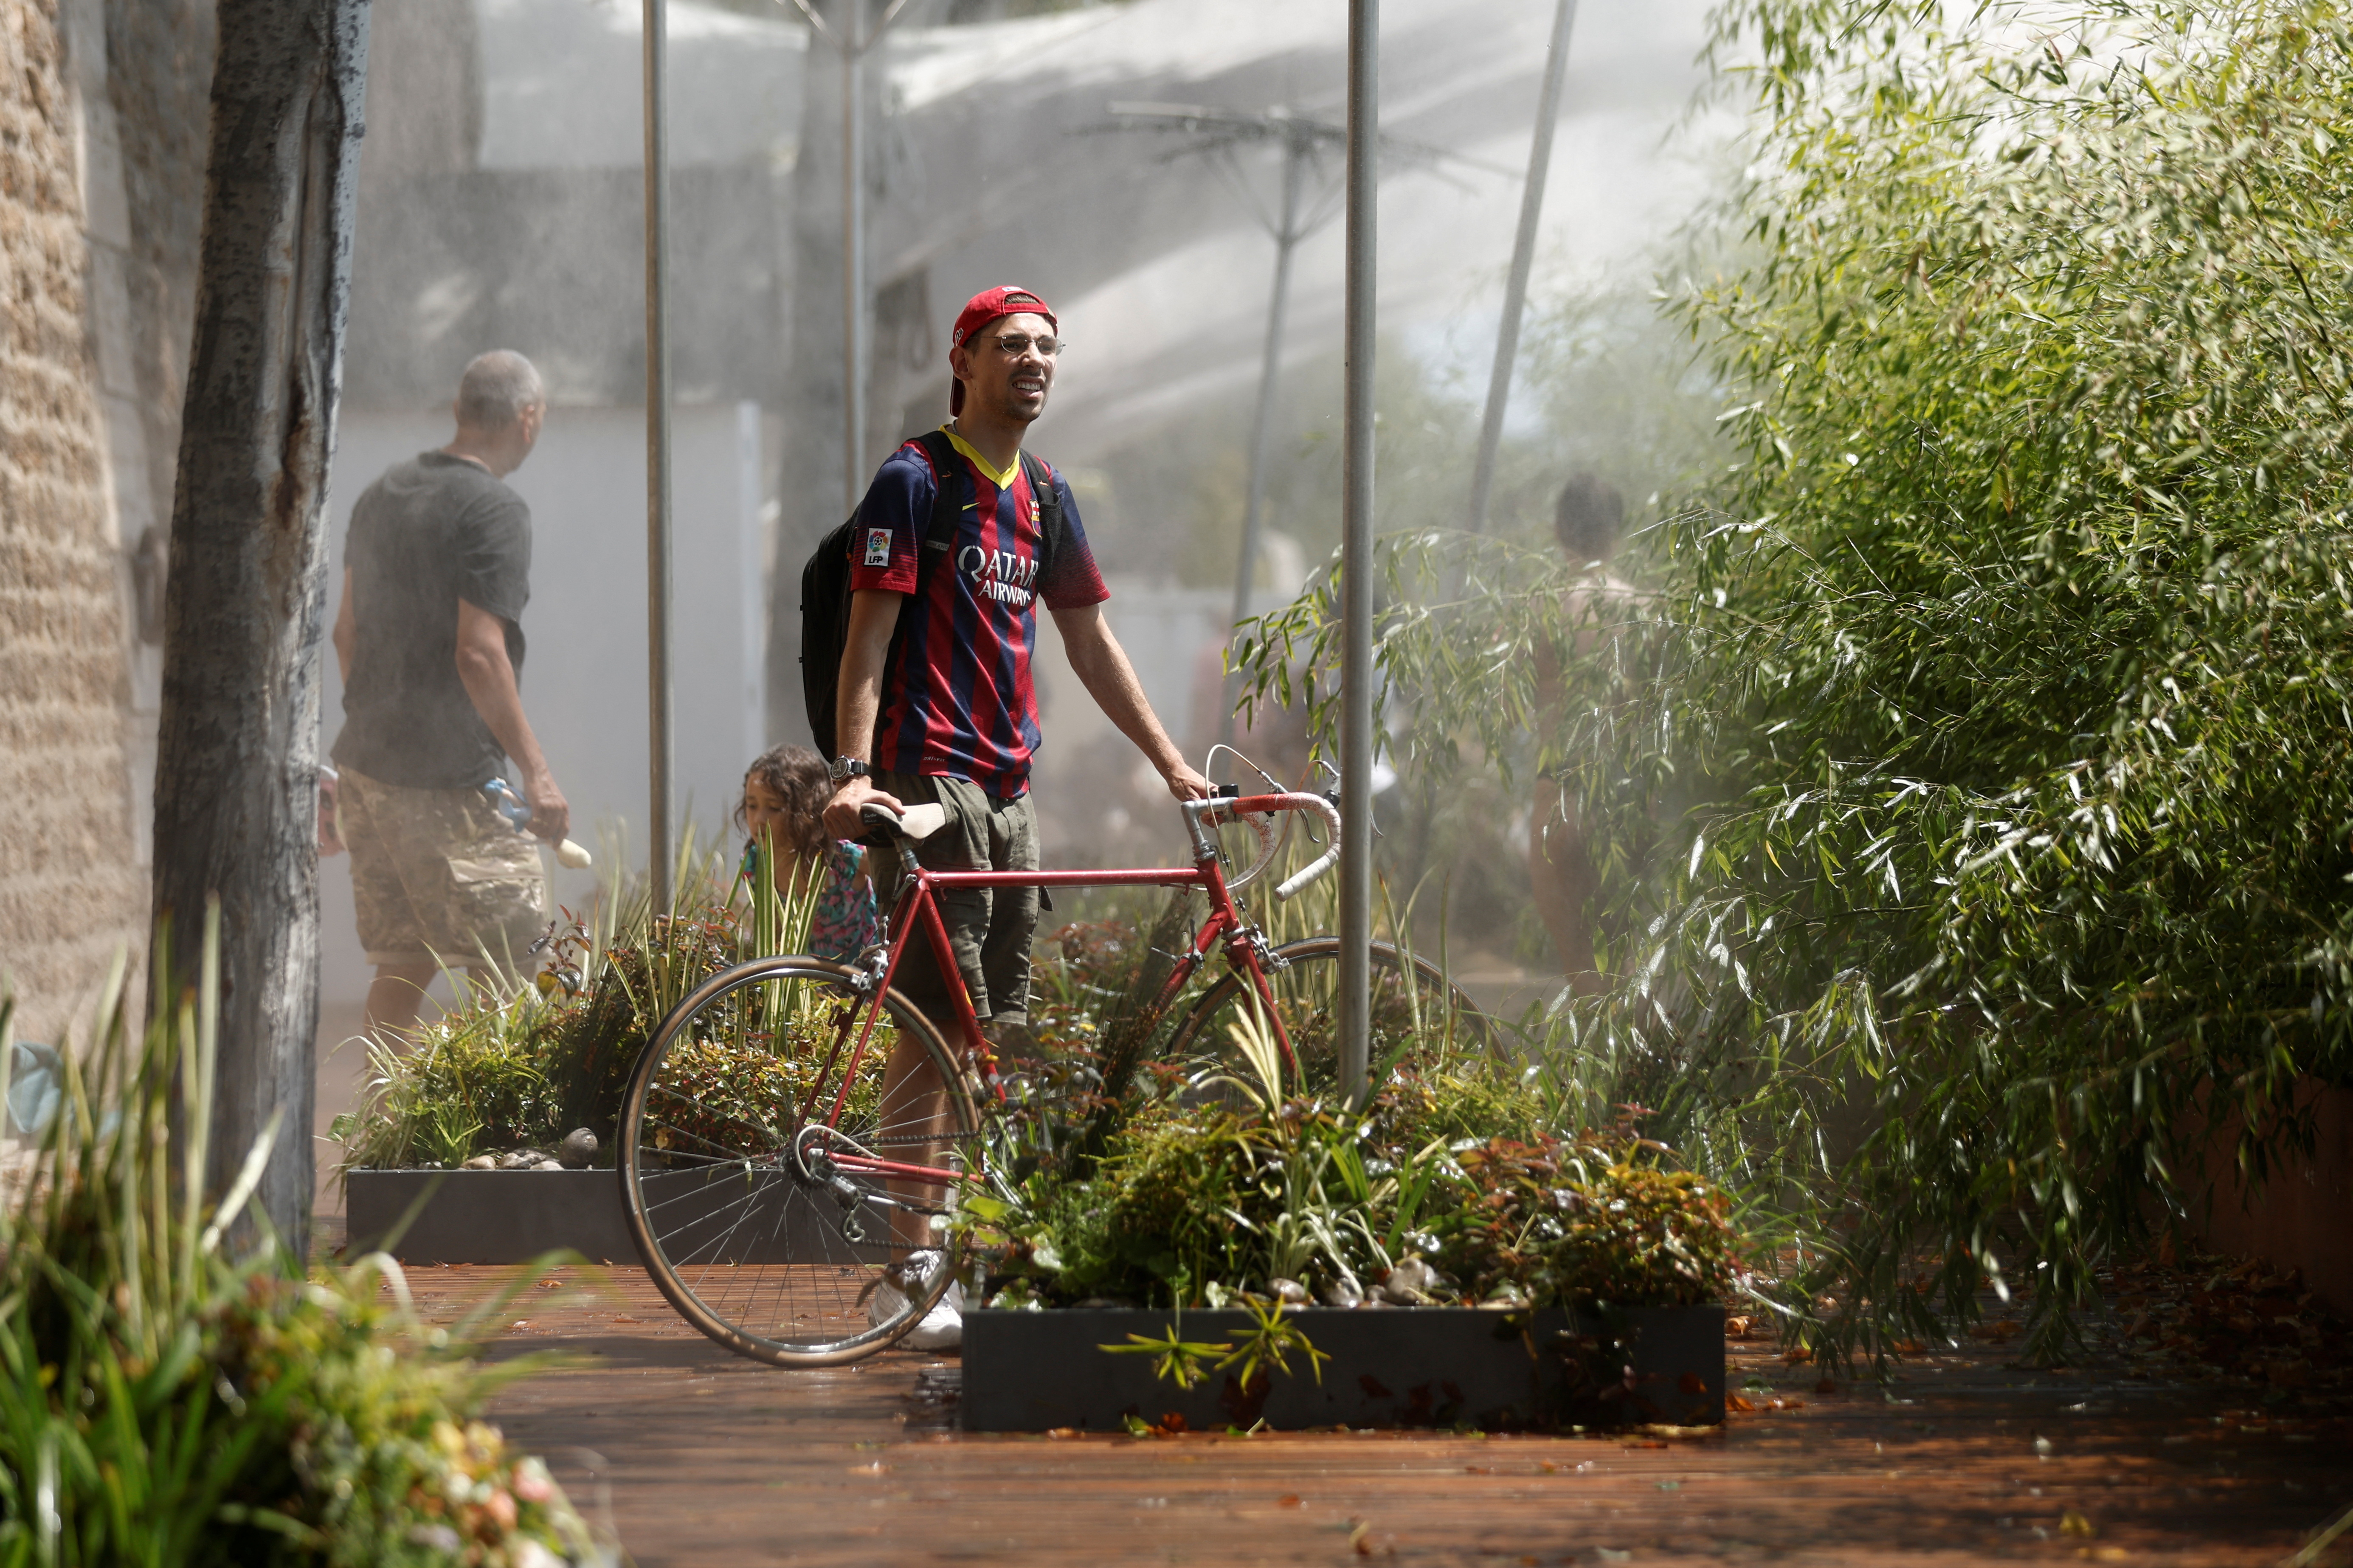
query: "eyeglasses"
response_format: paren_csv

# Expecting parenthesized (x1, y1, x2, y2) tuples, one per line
(985, 332, 1062, 358)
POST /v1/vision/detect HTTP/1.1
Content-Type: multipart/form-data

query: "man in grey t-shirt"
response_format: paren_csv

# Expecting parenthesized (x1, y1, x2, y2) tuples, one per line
(329, 351, 570, 1040)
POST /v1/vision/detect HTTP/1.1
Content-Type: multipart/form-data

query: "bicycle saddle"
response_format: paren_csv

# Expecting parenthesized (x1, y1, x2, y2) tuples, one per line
(857, 801, 949, 843)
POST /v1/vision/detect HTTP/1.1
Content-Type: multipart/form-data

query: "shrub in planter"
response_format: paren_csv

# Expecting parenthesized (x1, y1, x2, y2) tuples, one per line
(0, 914, 599, 1565)
(959, 1012, 1747, 1313)
(338, 836, 818, 1173)
(1430, 1137, 1742, 1309)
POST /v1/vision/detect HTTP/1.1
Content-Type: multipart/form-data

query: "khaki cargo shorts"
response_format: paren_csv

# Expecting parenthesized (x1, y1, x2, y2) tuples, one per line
(338, 766, 550, 969)
(868, 770, 1038, 1026)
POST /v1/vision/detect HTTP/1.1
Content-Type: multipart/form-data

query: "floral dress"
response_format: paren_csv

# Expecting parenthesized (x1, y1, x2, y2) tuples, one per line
(807, 839, 881, 961)
(743, 839, 880, 963)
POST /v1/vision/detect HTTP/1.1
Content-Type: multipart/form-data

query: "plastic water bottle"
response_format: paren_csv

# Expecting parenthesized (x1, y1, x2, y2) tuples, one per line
(484, 777, 594, 869)
(483, 777, 532, 831)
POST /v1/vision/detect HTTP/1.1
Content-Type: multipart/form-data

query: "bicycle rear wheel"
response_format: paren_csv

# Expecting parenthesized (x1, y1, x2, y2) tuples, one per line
(1165, 937, 1491, 1100)
(618, 956, 978, 1366)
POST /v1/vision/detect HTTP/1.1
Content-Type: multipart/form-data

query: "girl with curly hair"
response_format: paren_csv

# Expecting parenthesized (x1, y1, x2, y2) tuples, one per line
(736, 743, 878, 962)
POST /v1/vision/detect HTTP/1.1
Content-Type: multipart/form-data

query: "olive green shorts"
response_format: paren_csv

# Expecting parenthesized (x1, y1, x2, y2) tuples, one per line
(868, 770, 1038, 1027)
(338, 766, 550, 969)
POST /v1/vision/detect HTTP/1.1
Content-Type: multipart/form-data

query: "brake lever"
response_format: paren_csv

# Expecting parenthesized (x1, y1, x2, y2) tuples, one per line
(1310, 759, 1381, 840)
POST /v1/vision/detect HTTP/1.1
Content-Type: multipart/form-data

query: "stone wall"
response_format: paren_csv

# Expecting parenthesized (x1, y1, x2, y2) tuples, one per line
(0, 0, 148, 1043)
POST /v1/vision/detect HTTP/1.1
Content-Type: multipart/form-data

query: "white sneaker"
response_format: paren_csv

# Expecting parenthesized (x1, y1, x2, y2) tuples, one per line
(906, 1281, 963, 1351)
(867, 1251, 961, 1349)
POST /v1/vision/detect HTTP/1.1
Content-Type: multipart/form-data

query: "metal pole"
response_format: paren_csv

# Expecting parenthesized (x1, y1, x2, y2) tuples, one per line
(642, 0, 676, 911)
(1339, 0, 1378, 1104)
(1467, 0, 1577, 536)
(1220, 134, 1306, 749)
(842, 2, 866, 514)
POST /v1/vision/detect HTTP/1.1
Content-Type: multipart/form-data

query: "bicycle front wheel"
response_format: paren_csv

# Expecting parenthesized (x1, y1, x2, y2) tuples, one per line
(618, 956, 978, 1366)
(1164, 937, 1491, 1099)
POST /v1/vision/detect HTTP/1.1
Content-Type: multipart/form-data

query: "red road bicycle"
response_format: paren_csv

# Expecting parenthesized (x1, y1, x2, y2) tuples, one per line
(616, 784, 1486, 1366)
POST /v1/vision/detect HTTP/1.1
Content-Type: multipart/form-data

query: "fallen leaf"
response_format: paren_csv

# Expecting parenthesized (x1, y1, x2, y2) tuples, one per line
(1893, 1339, 1926, 1355)
(1047, 1428, 1078, 1439)
(1725, 1316, 1753, 1338)
(2061, 1509, 2095, 1539)
(535, 1279, 564, 1290)
(1465, 1465, 1493, 1474)
(1276, 1495, 1301, 1508)
(1727, 1395, 1756, 1413)
(1784, 1347, 1813, 1365)
(1680, 1373, 1710, 1395)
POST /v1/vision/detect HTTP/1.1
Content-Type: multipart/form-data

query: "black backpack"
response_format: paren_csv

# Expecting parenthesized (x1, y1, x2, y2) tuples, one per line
(799, 430, 1064, 759)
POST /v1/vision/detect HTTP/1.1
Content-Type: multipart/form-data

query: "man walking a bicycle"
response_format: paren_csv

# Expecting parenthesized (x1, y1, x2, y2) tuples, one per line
(821, 286, 1208, 1344)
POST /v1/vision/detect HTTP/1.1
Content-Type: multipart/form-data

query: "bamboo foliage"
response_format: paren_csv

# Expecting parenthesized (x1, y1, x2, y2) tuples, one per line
(1238, 0, 2353, 1365)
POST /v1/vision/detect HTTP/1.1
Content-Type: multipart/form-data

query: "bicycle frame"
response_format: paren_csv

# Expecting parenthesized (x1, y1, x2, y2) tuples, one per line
(804, 792, 1328, 1191)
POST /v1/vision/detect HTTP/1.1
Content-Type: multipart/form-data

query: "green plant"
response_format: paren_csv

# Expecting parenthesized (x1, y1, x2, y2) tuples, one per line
(1215, 1298, 1330, 1389)
(0, 906, 598, 1565)
(958, 1051, 1745, 1313)
(341, 823, 820, 1172)
(1429, 1134, 1744, 1309)
(1236, 0, 2353, 1368)
(1098, 1326, 1233, 1390)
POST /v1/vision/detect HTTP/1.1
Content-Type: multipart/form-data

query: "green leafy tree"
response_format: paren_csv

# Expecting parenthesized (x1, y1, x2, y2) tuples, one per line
(1240, 0, 2353, 1363)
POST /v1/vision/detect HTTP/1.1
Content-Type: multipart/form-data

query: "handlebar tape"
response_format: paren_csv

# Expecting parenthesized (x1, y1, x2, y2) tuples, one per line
(1274, 845, 1341, 901)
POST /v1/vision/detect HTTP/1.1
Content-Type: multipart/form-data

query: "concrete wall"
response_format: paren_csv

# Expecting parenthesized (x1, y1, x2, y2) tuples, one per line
(0, 0, 150, 1043)
(316, 403, 771, 1006)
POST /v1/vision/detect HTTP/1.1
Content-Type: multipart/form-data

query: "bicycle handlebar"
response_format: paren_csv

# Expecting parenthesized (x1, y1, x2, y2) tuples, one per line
(862, 792, 1342, 901)
(1187, 791, 1343, 900)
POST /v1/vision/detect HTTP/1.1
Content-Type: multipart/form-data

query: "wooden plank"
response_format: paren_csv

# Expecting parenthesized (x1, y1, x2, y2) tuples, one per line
(378, 1265, 2353, 1567)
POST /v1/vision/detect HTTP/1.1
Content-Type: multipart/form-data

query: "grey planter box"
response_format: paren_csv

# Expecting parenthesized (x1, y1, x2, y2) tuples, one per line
(960, 1303, 1724, 1433)
(343, 1166, 889, 1267)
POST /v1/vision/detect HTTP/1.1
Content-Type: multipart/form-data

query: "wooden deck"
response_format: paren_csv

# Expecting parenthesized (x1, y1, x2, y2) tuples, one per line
(369, 1260, 2352, 1567)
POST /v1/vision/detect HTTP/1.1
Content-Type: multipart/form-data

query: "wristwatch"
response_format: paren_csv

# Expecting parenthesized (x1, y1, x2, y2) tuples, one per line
(828, 756, 870, 785)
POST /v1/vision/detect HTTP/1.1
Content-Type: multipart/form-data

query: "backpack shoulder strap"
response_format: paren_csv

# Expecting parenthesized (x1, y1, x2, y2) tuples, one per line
(1019, 449, 1062, 579)
(912, 429, 966, 568)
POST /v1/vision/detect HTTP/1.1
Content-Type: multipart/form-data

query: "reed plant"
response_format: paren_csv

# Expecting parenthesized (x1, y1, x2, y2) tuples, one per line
(338, 825, 818, 1172)
(0, 905, 600, 1565)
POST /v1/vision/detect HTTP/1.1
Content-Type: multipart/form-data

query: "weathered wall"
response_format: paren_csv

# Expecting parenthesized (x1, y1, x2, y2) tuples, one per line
(0, 0, 147, 1042)
(2189, 1079, 2353, 1314)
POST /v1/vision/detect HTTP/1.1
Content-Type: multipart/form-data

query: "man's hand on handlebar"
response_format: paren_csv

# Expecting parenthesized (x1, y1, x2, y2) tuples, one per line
(1161, 759, 1211, 802)
(823, 774, 903, 841)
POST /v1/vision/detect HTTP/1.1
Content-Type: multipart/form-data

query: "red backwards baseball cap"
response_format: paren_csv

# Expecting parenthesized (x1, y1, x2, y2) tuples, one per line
(949, 285, 1057, 414)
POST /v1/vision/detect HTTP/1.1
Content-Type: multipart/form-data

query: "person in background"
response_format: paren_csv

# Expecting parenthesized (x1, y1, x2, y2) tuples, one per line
(329, 351, 569, 1043)
(1528, 472, 1633, 994)
(736, 743, 878, 964)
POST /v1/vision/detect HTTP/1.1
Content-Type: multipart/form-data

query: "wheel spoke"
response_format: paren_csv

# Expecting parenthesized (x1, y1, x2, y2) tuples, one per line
(620, 958, 974, 1366)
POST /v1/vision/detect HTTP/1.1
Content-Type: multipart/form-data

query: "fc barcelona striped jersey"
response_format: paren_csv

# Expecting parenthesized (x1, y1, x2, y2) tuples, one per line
(847, 424, 1108, 796)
